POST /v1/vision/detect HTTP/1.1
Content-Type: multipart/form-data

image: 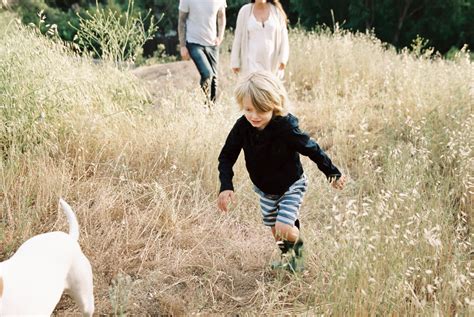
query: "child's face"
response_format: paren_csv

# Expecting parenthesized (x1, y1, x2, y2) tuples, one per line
(242, 96, 273, 130)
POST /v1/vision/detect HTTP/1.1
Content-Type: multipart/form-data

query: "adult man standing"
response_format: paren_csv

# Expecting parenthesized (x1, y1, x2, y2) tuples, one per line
(178, 0, 226, 105)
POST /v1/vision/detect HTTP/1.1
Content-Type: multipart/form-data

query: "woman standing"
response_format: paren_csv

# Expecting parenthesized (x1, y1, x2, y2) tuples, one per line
(230, 0, 289, 79)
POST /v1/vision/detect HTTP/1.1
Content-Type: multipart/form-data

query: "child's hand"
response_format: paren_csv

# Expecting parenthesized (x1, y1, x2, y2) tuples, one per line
(218, 190, 235, 212)
(331, 175, 346, 190)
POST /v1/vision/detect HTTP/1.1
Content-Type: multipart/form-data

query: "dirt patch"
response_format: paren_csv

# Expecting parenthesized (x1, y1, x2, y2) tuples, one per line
(131, 59, 237, 99)
(131, 61, 200, 90)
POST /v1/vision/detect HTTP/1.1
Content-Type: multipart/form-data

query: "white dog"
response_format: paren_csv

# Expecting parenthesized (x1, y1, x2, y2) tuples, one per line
(0, 199, 94, 316)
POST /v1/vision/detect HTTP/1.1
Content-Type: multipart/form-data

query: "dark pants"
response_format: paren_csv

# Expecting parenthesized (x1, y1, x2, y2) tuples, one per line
(186, 42, 219, 103)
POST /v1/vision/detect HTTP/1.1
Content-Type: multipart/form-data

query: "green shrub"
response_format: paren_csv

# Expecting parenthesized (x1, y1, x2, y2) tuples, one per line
(16, 0, 79, 41)
(71, 0, 158, 65)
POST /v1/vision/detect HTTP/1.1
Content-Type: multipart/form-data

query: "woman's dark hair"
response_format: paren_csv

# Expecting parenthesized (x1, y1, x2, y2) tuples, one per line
(250, 0, 287, 24)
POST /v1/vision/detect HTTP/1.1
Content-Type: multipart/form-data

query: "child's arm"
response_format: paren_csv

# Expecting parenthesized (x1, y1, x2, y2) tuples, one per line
(218, 190, 235, 212)
(217, 120, 244, 209)
(288, 126, 343, 184)
(330, 174, 346, 190)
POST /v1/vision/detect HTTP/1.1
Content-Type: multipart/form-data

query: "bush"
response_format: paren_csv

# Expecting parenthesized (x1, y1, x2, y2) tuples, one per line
(71, 0, 158, 65)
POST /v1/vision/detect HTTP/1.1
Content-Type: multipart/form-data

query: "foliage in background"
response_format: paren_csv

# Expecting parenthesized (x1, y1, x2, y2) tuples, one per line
(9, 0, 473, 58)
(287, 0, 473, 53)
(15, 0, 82, 40)
(71, 0, 158, 64)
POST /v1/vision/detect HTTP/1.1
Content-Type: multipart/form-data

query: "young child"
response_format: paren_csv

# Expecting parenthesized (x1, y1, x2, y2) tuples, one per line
(217, 71, 346, 271)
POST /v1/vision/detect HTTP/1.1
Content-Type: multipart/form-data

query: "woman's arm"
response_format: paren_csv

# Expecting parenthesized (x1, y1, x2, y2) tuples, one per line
(230, 6, 247, 70)
(278, 17, 290, 67)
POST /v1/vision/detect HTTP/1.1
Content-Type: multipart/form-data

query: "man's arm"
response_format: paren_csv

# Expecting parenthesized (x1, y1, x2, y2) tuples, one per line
(216, 7, 226, 46)
(178, 10, 190, 60)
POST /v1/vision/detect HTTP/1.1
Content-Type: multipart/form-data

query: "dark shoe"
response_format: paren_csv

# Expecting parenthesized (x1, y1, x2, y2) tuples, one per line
(271, 254, 303, 273)
(276, 240, 294, 254)
(271, 253, 296, 271)
(272, 239, 304, 272)
(294, 238, 304, 258)
(292, 238, 304, 271)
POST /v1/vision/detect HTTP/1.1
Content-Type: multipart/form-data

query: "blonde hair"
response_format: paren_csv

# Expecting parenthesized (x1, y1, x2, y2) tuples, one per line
(234, 71, 289, 116)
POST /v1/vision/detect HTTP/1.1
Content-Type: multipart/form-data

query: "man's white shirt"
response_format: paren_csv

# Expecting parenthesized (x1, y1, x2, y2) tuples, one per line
(179, 0, 227, 46)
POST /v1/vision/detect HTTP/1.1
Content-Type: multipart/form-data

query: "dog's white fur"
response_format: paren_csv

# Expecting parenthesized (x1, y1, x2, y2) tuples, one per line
(0, 199, 94, 316)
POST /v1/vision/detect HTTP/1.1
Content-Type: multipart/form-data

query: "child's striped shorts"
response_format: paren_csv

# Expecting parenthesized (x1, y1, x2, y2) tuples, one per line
(253, 175, 308, 227)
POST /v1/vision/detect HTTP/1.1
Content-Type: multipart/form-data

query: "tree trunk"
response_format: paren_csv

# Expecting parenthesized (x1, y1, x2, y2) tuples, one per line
(364, 0, 374, 29)
(393, 0, 413, 45)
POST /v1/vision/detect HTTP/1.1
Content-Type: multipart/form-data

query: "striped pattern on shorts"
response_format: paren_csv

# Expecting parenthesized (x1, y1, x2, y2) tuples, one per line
(253, 175, 308, 227)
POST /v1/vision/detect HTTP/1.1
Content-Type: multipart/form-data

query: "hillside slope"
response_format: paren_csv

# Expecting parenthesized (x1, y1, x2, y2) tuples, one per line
(1, 12, 473, 315)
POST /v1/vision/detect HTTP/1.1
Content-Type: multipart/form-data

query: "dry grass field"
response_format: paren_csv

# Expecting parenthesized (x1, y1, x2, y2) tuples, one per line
(1, 11, 473, 315)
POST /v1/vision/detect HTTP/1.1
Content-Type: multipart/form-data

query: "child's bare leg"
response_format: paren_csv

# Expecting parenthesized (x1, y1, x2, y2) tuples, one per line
(271, 222, 304, 271)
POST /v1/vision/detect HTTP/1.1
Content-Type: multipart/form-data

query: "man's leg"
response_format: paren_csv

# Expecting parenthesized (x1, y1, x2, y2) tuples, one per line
(186, 43, 213, 103)
(205, 45, 219, 103)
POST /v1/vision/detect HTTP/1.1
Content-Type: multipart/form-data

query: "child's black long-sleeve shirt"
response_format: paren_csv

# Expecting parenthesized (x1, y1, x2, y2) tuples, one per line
(218, 113, 342, 195)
